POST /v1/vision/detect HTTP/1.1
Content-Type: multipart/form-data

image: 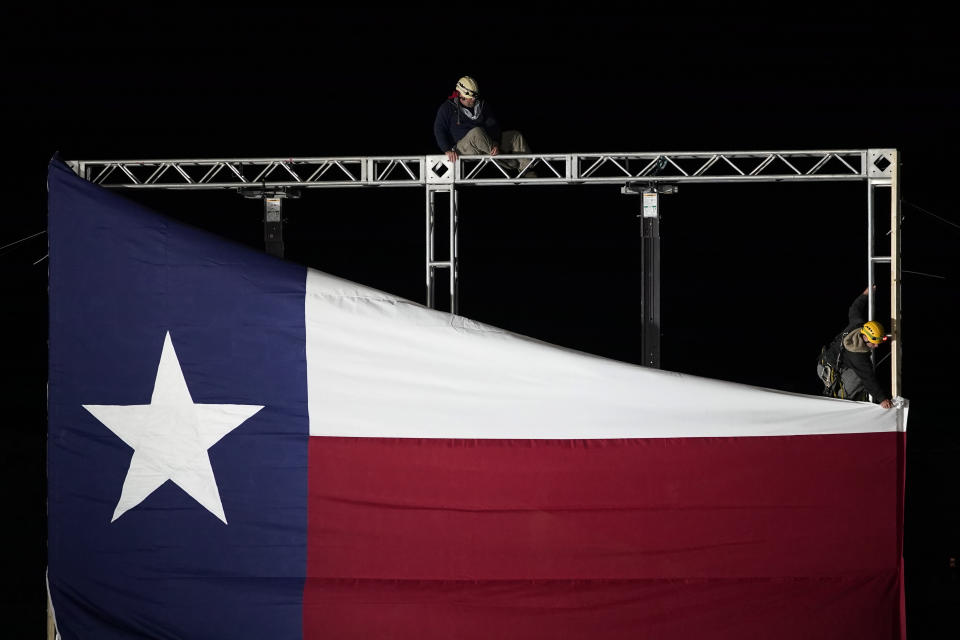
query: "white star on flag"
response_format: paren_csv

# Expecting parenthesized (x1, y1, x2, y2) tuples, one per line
(83, 332, 264, 524)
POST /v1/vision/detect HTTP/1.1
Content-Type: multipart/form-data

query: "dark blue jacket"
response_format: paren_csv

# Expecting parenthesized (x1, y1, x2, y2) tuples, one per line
(433, 97, 502, 152)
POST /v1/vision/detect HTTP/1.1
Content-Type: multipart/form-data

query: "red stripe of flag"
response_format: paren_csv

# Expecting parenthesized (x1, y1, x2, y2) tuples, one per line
(304, 432, 903, 639)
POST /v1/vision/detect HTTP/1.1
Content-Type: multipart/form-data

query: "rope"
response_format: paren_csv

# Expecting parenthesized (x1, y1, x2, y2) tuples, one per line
(0, 229, 46, 253)
(903, 199, 960, 233)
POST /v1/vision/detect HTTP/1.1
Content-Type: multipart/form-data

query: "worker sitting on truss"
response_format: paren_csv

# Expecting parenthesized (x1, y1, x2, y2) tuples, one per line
(817, 287, 894, 408)
(433, 76, 534, 176)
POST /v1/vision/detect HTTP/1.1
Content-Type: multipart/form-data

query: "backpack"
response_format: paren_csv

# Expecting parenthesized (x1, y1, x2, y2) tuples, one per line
(817, 331, 849, 398)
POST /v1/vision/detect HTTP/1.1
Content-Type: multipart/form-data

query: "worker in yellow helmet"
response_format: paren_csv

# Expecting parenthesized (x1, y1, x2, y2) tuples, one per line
(433, 76, 534, 176)
(817, 287, 893, 408)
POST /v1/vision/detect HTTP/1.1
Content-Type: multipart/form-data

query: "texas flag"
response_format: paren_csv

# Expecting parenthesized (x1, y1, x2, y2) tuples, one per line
(47, 157, 906, 639)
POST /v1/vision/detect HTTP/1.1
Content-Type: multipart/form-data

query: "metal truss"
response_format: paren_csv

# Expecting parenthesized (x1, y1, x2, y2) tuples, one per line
(67, 156, 427, 190)
(67, 149, 896, 189)
(66, 148, 902, 398)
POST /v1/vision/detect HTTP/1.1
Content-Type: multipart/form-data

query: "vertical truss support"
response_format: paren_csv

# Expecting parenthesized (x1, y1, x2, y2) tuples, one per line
(426, 185, 459, 313)
(865, 149, 901, 399)
(889, 152, 902, 399)
(425, 155, 459, 313)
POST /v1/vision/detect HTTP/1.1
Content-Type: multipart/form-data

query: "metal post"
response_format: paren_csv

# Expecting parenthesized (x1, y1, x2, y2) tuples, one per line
(263, 196, 284, 258)
(450, 187, 459, 315)
(425, 154, 455, 311)
(641, 190, 661, 368)
(865, 178, 883, 402)
(866, 179, 876, 314)
(890, 151, 902, 398)
(47, 570, 57, 640)
(47, 598, 55, 640)
(426, 188, 436, 308)
(425, 185, 458, 312)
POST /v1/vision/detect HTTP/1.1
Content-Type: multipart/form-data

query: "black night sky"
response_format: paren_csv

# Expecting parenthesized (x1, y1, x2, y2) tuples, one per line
(4, 6, 959, 637)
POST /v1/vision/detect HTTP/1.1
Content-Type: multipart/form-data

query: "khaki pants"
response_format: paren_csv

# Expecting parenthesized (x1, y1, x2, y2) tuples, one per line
(455, 128, 533, 172)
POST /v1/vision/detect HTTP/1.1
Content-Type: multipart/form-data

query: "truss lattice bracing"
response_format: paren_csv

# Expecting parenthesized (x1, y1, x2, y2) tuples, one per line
(68, 150, 896, 189)
(66, 149, 901, 397)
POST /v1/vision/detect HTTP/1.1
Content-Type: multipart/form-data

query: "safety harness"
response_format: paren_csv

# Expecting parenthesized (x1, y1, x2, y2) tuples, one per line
(817, 330, 852, 398)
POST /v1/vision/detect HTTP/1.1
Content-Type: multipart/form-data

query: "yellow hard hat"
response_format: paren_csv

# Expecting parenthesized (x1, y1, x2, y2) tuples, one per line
(455, 76, 479, 98)
(860, 321, 887, 344)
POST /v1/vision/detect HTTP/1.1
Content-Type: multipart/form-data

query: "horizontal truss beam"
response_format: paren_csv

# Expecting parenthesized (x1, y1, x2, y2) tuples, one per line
(67, 149, 896, 190)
